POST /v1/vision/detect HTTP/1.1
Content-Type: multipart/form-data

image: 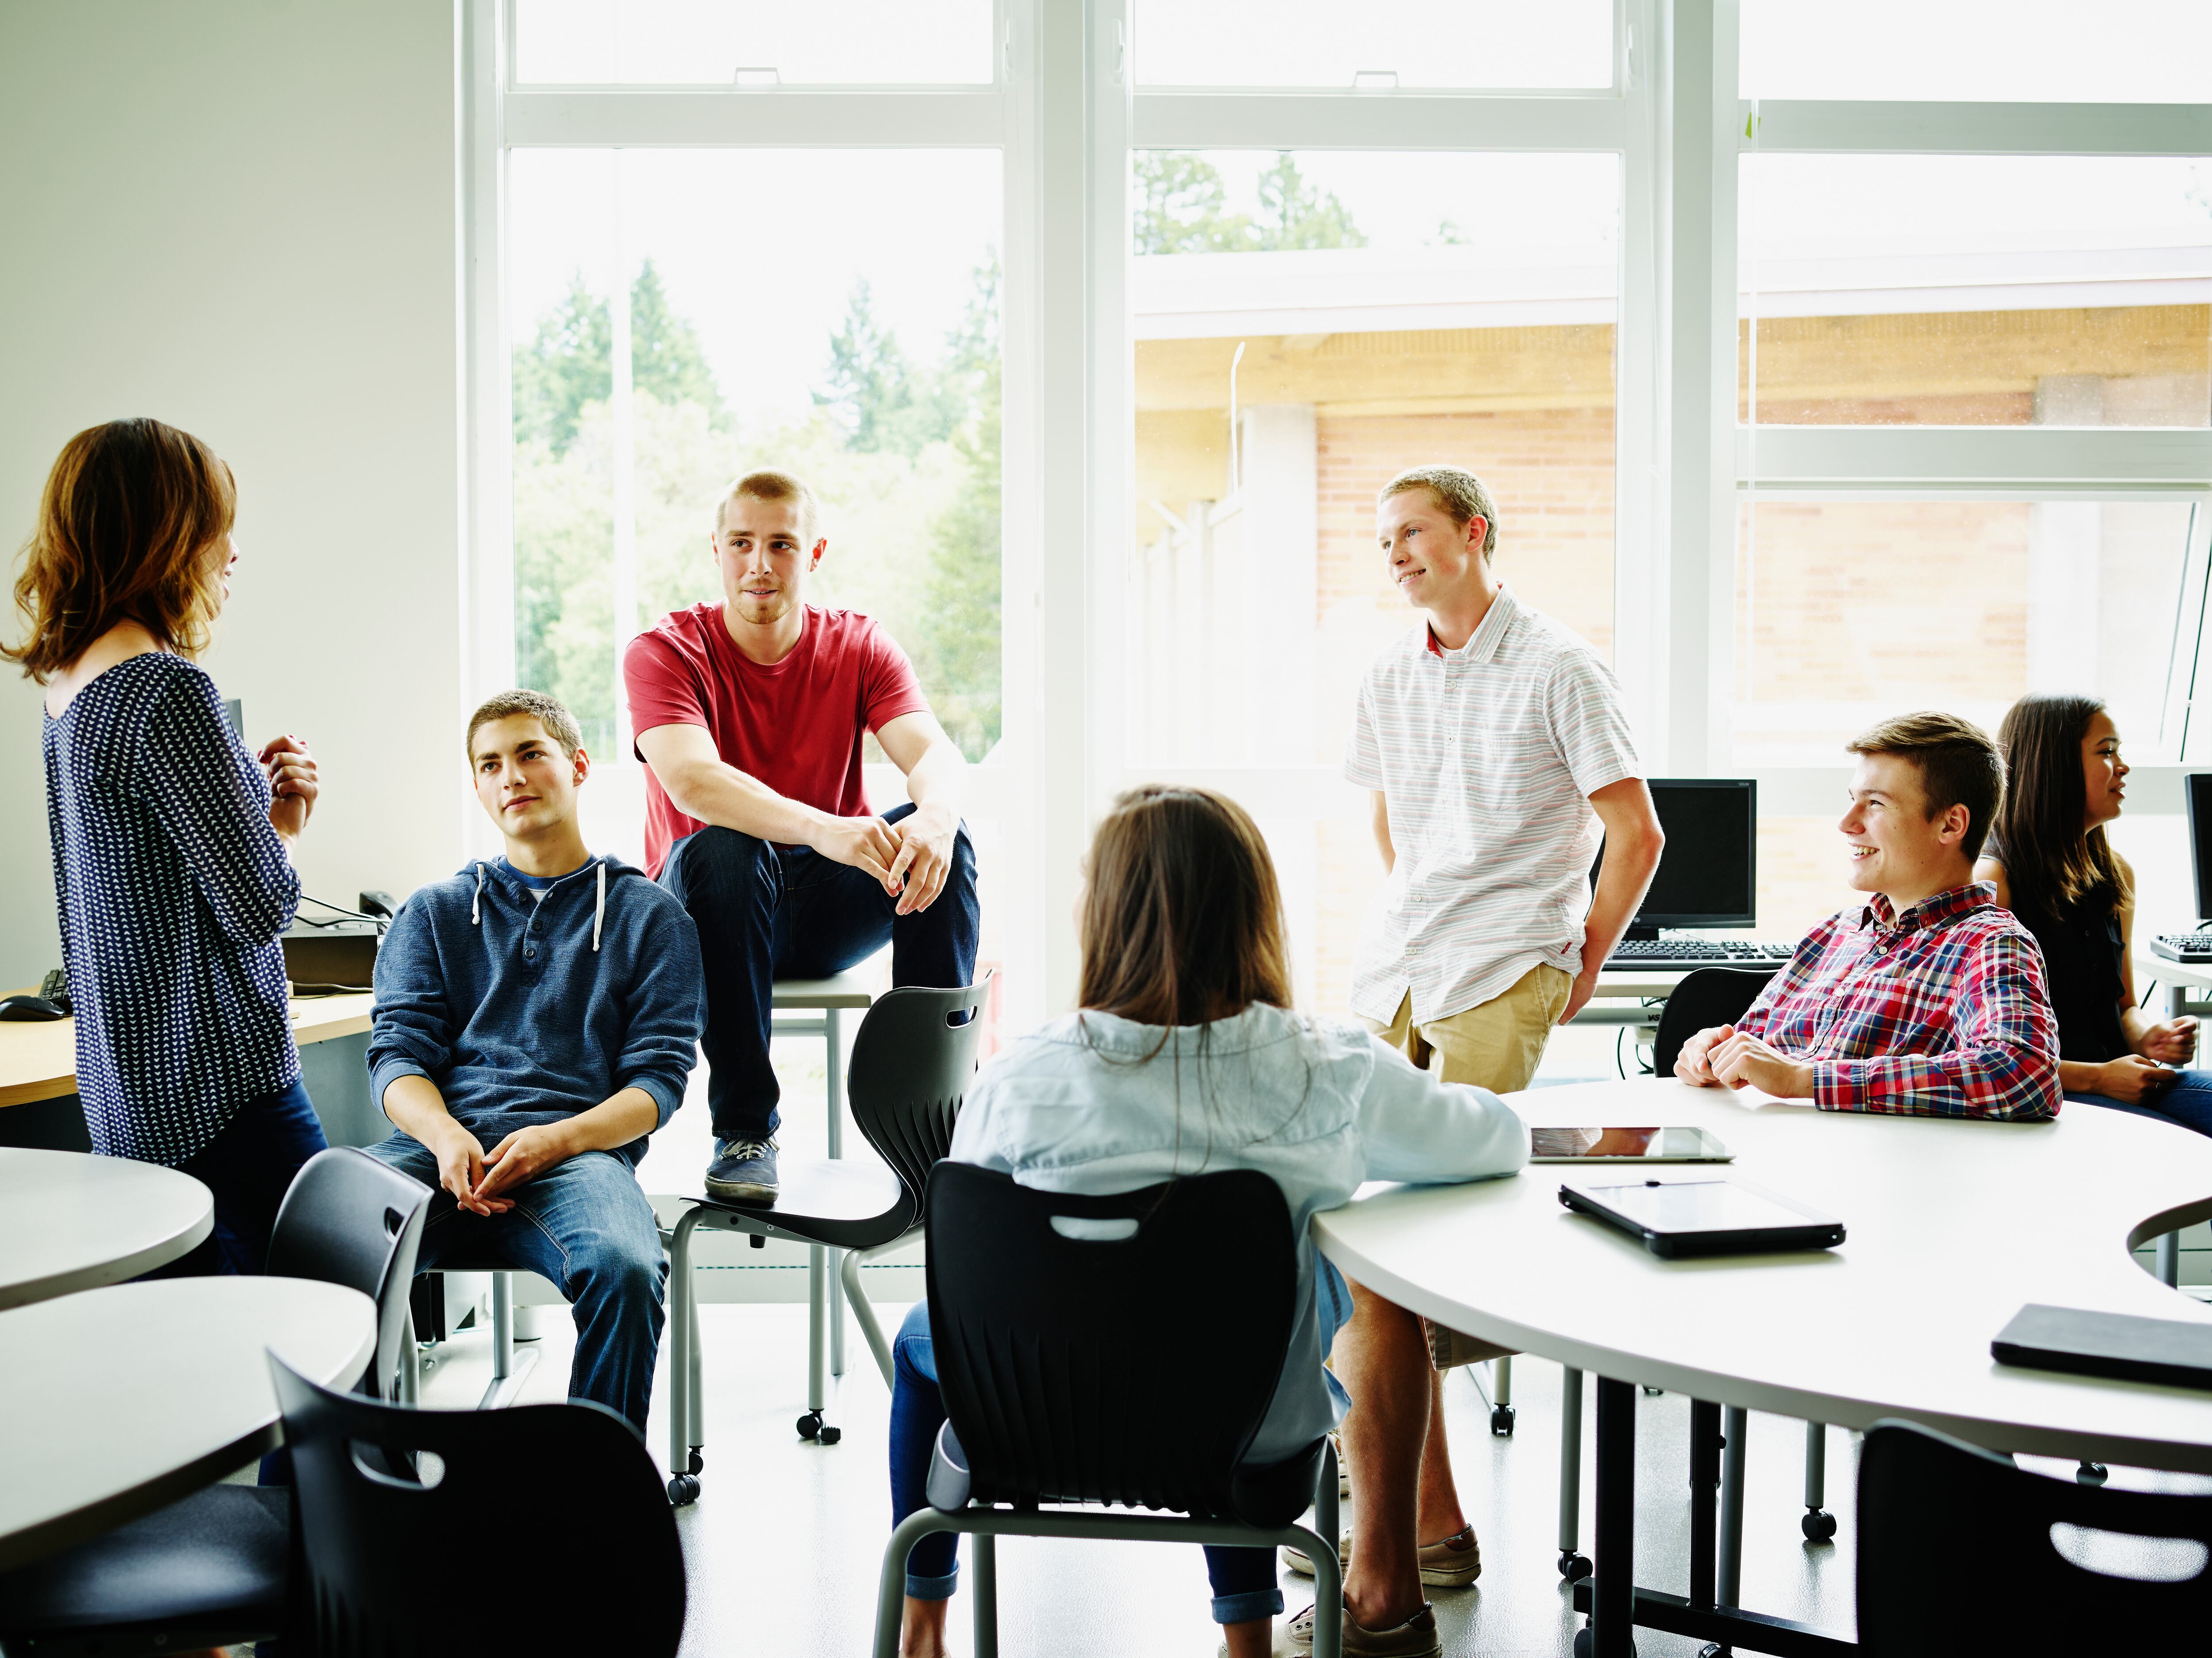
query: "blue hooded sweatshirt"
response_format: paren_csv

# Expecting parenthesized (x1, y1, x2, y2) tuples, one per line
(367, 855, 704, 1165)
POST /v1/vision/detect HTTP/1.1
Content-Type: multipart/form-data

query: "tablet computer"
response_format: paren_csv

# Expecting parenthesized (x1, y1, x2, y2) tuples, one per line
(1529, 1126, 1733, 1163)
(1559, 1176, 1845, 1259)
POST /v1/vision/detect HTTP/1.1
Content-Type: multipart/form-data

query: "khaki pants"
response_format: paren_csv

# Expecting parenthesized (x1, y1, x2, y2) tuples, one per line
(1366, 962, 1575, 1095)
(1370, 962, 1574, 1370)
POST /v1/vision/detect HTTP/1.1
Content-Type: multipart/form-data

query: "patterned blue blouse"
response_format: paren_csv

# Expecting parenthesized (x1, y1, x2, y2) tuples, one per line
(44, 653, 301, 1163)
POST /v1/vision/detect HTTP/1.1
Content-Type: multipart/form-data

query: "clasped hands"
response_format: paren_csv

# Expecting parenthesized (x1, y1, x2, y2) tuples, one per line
(1674, 1022, 1816, 1100)
(431, 1121, 574, 1217)
(814, 802, 958, 915)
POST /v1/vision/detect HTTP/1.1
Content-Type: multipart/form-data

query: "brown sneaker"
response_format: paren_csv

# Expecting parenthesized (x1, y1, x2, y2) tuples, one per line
(1282, 1526, 1481, 1588)
(1286, 1598, 1440, 1657)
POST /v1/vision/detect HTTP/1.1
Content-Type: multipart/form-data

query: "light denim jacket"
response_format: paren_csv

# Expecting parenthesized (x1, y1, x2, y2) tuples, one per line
(947, 1004, 1528, 1465)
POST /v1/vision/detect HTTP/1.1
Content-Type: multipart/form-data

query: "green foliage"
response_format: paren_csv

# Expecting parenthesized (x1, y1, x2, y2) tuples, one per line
(511, 260, 722, 455)
(814, 280, 967, 456)
(1133, 153, 1366, 255)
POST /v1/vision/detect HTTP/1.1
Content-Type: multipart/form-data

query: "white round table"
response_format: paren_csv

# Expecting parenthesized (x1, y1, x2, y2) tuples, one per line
(0, 1147, 214, 1309)
(1314, 1078, 2212, 1657)
(0, 1276, 375, 1570)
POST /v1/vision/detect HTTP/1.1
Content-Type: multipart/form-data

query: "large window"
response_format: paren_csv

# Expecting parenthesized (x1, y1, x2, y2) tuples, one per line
(466, 0, 2212, 1026)
(1127, 147, 1621, 1007)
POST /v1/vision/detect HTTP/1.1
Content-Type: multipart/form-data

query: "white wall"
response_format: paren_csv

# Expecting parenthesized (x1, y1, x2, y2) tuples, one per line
(0, 1, 466, 986)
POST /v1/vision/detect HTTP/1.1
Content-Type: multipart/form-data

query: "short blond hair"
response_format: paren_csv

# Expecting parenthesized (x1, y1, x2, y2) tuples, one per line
(714, 468, 820, 538)
(1378, 465, 1499, 558)
(467, 689, 583, 760)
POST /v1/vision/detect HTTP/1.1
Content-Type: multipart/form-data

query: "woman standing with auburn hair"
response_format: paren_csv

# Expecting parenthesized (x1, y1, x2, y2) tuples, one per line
(1980, 693, 2209, 1135)
(8, 418, 328, 1273)
(883, 786, 1526, 1658)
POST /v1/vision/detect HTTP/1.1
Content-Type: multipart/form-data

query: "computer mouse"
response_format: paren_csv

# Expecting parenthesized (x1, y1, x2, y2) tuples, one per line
(0, 994, 67, 1021)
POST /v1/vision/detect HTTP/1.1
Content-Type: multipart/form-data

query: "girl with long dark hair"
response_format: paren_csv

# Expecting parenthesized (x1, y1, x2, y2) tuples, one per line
(8, 418, 327, 1271)
(1980, 694, 2208, 1134)
(883, 787, 1527, 1658)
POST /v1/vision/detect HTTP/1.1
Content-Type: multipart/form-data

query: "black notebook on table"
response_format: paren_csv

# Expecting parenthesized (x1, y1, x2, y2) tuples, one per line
(1992, 1304, 2212, 1390)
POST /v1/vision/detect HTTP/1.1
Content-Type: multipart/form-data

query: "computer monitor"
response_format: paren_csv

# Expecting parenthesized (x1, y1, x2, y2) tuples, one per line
(1593, 778, 1758, 940)
(2188, 773, 2212, 922)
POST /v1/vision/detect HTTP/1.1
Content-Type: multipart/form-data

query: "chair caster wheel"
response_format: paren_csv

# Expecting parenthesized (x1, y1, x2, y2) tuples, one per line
(1558, 1551, 1592, 1581)
(666, 1474, 699, 1506)
(1573, 1627, 1592, 1658)
(687, 1448, 704, 1475)
(1801, 1508, 1837, 1542)
(1642, 1385, 1663, 1396)
(797, 1411, 824, 1440)
(1697, 1644, 1733, 1657)
(2077, 1461, 2108, 1486)
(1490, 1403, 1517, 1436)
(819, 1424, 842, 1445)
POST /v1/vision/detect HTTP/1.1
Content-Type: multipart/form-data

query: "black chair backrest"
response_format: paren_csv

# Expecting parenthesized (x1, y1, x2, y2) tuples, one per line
(1859, 1419, 2212, 1654)
(268, 1353, 684, 1656)
(268, 1148, 431, 1402)
(1652, 967, 1775, 1075)
(925, 1162, 1309, 1527)
(846, 975, 993, 1228)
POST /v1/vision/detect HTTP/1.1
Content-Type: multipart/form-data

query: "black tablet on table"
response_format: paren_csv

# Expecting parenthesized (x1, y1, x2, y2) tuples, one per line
(1559, 1175, 1846, 1259)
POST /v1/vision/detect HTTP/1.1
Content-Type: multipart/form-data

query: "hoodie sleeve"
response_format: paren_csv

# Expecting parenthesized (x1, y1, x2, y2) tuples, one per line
(616, 896, 706, 1129)
(1356, 1034, 1529, 1184)
(367, 895, 454, 1113)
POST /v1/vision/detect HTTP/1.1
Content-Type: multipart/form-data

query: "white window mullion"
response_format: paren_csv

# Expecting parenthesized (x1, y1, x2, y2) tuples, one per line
(1130, 91, 1630, 152)
(1749, 99, 2212, 157)
(1738, 427, 2212, 492)
(501, 88, 1005, 147)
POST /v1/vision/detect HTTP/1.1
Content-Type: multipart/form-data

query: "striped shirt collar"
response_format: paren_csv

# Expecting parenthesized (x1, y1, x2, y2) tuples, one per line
(1858, 880, 1997, 937)
(1421, 581, 1520, 664)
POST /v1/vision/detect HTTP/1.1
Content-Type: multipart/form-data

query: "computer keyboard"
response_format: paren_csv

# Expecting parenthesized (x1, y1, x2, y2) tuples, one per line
(1603, 939, 1795, 972)
(2152, 932, 2212, 965)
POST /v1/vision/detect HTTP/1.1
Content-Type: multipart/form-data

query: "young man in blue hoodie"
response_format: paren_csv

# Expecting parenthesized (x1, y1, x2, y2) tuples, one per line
(365, 690, 704, 1433)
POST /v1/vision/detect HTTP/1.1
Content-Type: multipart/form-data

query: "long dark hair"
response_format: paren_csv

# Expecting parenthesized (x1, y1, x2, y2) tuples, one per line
(1078, 785, 1294, 1029)
(1992, 693, 2127, 919)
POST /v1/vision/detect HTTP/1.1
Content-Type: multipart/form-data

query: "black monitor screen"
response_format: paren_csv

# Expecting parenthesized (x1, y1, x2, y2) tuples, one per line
(2189, 774, 2212, 921)
(1593, 779, 1757, 929)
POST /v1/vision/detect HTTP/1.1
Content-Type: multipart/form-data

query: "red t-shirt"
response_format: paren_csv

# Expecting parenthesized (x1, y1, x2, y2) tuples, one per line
(622, 601, 932, 877)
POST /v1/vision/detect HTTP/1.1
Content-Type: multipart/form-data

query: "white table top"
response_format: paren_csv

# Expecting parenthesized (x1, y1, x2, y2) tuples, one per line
(0, 1276, 374, 1570)
(0, 1148, 213, 1310)
(2140, 954, 2212, 993)
(1315, 1077, 2212, 1472)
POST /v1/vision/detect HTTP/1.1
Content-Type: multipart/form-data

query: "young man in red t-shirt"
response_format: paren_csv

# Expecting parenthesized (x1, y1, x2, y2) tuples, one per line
(622, 468, 977, 1205)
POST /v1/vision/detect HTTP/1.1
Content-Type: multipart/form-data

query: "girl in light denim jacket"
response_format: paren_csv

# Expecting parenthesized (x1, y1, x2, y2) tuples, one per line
(887, 786, 1527, 1658)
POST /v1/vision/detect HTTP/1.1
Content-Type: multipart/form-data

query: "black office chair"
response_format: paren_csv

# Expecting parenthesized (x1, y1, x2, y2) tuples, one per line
(269, 1351, 685, 1655)
(0, 1148, 431, 1658)
(871, 1163, 1344, 1658)
(665, 977, 991, 1500)
(1651, 966, 1775, 1076)
(1858, 1417, 2212, 1652)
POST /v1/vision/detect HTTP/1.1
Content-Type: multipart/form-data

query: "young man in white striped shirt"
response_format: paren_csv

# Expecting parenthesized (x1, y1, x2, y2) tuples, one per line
(1320, 466, 1663, 1653)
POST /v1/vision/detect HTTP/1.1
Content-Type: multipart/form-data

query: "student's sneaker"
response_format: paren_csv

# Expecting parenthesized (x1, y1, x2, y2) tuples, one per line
(1286, 1597, 1440, 1657)
(1281, 1526, 1480, 1588)
(705, 1137, 779, 1205)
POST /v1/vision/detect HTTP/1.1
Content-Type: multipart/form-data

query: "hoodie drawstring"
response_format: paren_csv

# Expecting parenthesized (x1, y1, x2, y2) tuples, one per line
(593, 859, 605, 953)
(471, 862, 484, 925)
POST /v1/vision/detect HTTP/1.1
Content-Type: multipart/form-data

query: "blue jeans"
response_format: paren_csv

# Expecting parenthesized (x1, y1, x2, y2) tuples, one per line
(658, 802, 980, 1144)
(365, 1135, 667, 1433)
(2068, 1068, 2212, 1138)
(887, 1301, 1284, 1626)
(153, 1077, 329, 1278)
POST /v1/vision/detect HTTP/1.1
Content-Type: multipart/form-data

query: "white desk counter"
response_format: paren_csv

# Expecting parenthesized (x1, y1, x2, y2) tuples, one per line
(0, 1148, 213, 1309)
(1316, 1077, 2212, 1472)
(0, 1276, 374, 1570)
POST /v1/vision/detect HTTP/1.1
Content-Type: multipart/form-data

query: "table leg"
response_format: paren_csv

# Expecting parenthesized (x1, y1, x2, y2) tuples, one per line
(1689, 1400, 1720, 1608)
(827, 1005, 846, 1380)
(1587, 1377, 1636, 1658)
(2159, 1230, 2181, 1288)
(1717, 1405, 1747, 1607)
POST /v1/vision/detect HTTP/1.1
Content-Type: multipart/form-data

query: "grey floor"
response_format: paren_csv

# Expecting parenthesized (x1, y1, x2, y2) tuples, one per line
(404, 1302, 1883, 1657)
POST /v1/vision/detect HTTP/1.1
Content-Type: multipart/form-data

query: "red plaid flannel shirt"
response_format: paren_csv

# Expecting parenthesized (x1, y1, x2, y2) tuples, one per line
(1738, 882, 2061, 1121)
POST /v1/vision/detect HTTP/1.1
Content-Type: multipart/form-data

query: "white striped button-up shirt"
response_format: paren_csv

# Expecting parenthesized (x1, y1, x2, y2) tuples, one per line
(1344, 583, 1641, 1025)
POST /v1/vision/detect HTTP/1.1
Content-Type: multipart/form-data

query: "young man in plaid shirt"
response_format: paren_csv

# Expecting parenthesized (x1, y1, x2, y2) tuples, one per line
(1676, 711, 2062, 1120)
